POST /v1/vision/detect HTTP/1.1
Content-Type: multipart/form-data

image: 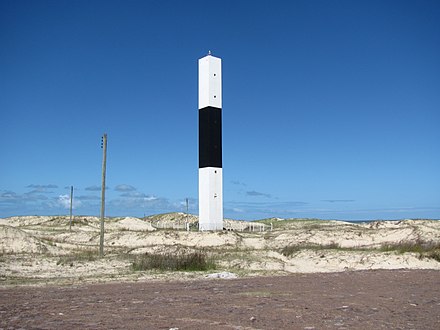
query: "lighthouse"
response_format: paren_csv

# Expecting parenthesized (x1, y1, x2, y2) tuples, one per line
(198, 52, 223, 231)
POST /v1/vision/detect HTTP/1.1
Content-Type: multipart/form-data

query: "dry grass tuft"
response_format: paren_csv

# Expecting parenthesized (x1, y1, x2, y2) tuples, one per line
(380, 239, 440, 262)
(131, 251, 216, 272)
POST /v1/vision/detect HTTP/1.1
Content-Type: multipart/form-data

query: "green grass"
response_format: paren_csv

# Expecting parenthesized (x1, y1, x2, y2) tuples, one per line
(280, 243, 344, 257)
(131, 251, 216, 272)
(380, 239, 440, 262)
(380, 239, 438, 253)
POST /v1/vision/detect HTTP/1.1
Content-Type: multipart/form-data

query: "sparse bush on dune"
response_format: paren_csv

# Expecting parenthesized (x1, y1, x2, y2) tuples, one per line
(380, 239, 438, 253)
(280, 242, 343, 257)
(380, 239, 440, 262)
(131, 251, 216, 271)
(279, 240, 440, 263)
(280, 240, 440, 263)
(426, 250, 440, 262)
(56, 249, 98, 266)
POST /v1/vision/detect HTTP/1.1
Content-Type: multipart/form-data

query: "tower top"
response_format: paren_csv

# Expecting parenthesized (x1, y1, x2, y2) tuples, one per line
(198, 53, 222, 109)
(208, 50, 212, 56)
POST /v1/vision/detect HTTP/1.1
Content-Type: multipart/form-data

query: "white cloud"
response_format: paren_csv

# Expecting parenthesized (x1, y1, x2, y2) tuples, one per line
(115, 184, 137, 192)
(246, 190, 272, 198)
(27, 184, 58, 189)
(85, 185, 104, 191)
(120, 191, 146, 198)
(58, 194, 82, 209)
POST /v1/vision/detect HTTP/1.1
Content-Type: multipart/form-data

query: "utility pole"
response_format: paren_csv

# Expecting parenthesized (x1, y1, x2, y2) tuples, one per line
(69, 186, 74, 231)
(100, 133, 107, 257)
(186, 198, 189, 224)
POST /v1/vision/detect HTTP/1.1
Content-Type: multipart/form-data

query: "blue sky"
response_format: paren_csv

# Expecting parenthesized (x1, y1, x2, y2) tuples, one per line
(1, 0, 439, 220)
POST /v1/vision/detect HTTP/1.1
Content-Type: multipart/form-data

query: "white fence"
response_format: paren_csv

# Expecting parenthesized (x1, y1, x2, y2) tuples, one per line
(151, 219, 270, 232)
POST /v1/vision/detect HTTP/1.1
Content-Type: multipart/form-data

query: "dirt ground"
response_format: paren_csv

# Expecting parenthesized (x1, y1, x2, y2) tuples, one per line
(1, 270, 439, 330)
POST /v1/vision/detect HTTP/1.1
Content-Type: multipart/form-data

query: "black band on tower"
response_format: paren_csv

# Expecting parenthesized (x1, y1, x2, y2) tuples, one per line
(199, 106, 222, 168)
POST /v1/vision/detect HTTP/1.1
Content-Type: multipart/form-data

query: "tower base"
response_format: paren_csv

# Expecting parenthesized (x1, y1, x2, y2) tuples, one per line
(199, 167, 223, 231)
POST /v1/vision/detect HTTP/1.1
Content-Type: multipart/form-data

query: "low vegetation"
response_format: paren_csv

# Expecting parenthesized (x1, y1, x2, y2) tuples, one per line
(256, 218, 324, 230)
(380, 240, 440, 262)
(131, 251, 216, 272)
(280, 240, 440, 263)
(280, 243, 345, 257)
(56, 249, 98, 266)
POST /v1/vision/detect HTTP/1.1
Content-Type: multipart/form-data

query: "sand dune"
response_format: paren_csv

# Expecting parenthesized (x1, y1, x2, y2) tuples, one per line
(0, 214, 439, 286)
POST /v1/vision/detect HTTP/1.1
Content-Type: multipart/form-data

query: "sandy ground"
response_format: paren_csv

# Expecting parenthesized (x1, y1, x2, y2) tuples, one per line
(1, 270, 439, 329)
(0, 214, 439, 286)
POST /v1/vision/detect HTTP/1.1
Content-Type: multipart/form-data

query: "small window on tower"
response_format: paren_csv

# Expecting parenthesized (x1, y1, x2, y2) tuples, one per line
(214, 73, 216, 77)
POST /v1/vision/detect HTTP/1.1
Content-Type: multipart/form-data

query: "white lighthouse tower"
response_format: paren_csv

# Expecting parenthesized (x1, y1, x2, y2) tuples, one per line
(198, 52, 223, 231)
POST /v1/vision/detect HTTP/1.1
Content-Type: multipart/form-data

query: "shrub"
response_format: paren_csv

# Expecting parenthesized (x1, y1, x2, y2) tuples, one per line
(380, 240, 440, 254)
(380, 239, 440, 262)
(131, 251, 215, 271)
(425, 250, 440, 262)
(57, 249, 98, 266)
(281, 243, 342, 257)
(280, 245, 301, 257)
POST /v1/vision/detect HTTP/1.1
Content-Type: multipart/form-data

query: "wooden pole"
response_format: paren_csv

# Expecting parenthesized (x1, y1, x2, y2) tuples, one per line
(100, 133, 107, 257)
(186, 198, 189, 225)
(69, 186, 73, 231)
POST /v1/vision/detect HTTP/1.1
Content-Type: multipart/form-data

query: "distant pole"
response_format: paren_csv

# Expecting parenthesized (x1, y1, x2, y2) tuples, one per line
(100, 133, 108, 257)
(69, 186, 74, 231)
(186, 198, 189, 223)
